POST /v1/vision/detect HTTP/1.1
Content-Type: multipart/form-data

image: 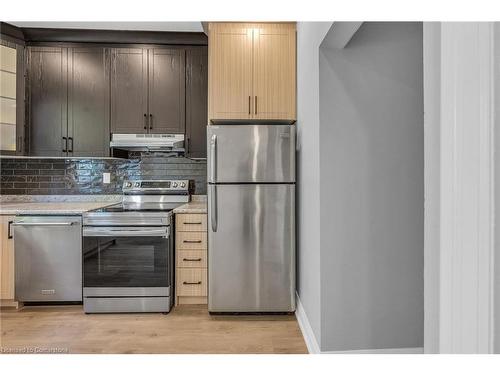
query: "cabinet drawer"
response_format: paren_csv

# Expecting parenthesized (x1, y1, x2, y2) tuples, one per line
(177, 268, 207, 296)
(177, 250, 207, 268)
(176, 231, 207, 250)
(176, 214, 207, 232)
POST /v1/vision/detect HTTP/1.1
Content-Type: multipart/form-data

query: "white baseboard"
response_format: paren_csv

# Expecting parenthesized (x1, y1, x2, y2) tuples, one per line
(321, 347, 424, 354)
(295, 292, 321, 353)
(295, 292, 423, 354)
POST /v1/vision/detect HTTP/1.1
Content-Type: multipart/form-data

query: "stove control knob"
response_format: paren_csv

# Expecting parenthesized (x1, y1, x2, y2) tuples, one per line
(134, 182, 140, 187)
(125, 182, 132, 188)
(172, 182, 178, 188)
(180, 182, 186, 188)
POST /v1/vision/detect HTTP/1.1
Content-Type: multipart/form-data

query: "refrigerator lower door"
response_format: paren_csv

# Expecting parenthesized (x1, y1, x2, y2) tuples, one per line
(208, 184, 295, 312)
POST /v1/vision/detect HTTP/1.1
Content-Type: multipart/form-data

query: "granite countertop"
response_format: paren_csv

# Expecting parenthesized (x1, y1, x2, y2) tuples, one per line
(0, 201, 119, 215)
(173, 195, 207, 214)
(0, 194, 206, 215)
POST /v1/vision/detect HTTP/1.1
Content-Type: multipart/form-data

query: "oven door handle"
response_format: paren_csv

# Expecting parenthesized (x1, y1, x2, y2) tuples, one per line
(83, 227, 170, 237)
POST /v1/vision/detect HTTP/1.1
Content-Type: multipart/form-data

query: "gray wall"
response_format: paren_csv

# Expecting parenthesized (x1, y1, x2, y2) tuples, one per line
(296, 22, 332, 347)
(318, 22, 424, 351)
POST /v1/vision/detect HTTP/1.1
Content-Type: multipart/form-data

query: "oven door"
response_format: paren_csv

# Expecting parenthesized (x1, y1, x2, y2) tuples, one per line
(82, 226, 171, 295)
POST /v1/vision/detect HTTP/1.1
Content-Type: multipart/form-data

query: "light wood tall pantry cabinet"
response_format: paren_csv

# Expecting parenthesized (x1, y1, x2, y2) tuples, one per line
(208, 22, 296, 122)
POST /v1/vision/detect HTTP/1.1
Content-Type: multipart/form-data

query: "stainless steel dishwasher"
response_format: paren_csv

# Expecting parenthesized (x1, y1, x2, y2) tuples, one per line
(13, 216, 83, 302)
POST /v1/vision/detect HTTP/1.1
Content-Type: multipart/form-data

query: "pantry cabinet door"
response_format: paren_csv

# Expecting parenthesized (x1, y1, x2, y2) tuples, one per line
(208, 23, 253, 121)
(252, 23, 296, 121)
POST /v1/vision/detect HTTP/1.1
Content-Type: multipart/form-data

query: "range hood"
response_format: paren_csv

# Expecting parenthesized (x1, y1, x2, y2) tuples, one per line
(110, 134, 185, 152)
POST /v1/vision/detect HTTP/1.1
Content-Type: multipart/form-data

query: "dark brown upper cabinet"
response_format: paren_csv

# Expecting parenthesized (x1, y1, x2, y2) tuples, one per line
(28, 47, 67, 156)
(185, 46, 208, 158)
(111, 47, 186, 134)
(148, 48, 185, 134)
(110, 48, 148, 134)
(28, 46, 110, 157)
(68, 47, 110, 157)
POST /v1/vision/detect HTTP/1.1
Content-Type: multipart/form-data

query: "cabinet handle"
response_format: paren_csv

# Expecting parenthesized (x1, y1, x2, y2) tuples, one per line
(143, 113, 147, 130)
(248, 96, 251, 115)
(17, 136, 22, 153)
(149, 114, 153, 130)
(255, 96, 257, 115)
(8, 221, 13, 239)
(183, 240, 202, 243)
(185, 137, 190, 154)
(68, 137, 74, 153)
(182, 258, 202, 262)
(183, 222, 202, 225)
(62, 137, 67, 153)
(183, 281, 202, 285)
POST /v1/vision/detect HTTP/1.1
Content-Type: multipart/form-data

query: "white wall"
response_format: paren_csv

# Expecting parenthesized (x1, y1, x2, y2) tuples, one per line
(295, 21, 332, 349)
(423, 22, 496, 354)
(318, 22, 424, 351)
(495, 22, 500, 354)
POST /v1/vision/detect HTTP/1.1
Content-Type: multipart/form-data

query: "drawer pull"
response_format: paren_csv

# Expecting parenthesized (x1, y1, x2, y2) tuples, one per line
(183, 240, 202, 243)
(8, 221, 13, 239)
(183, 281, 202, 285)
(183, 258, 202, 262)
(183, 222, 202, 225)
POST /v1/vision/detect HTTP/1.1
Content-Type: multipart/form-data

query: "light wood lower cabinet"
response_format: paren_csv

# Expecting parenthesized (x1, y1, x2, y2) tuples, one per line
(1, 215, 18, 307)
(175, 213, 208, 305)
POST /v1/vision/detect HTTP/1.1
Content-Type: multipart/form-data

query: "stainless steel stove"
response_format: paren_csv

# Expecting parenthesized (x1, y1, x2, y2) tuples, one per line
(82, 179, 190, 313)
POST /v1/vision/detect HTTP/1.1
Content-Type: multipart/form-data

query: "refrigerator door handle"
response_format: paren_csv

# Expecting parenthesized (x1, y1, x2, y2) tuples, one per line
(210, 134, 217, 182)
(211, 184, 218, 232)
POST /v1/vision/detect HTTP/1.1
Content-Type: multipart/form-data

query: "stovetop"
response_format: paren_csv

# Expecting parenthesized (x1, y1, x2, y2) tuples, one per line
(85, 179, 191, 222)
(92, 202, 183, 213)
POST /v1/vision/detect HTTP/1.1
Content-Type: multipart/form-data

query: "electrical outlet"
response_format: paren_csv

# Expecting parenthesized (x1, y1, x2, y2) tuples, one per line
(103, 172, 111, 184)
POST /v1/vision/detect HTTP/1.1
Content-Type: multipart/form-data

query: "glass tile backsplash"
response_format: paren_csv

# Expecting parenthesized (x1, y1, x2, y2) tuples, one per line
(0, 152, 207, 195)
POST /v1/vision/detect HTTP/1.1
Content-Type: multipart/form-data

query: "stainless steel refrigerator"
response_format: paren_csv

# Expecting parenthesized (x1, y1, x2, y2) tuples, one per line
(207, 124, 295, 313)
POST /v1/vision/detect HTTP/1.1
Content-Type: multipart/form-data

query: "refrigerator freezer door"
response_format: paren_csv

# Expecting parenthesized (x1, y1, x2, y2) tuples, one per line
(208, 184, 295, 312)
(207, 124, 295, 183)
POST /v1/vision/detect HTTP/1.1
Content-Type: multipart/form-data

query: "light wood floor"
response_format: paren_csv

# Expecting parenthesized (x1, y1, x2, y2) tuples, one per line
(0, 305, 307, 354)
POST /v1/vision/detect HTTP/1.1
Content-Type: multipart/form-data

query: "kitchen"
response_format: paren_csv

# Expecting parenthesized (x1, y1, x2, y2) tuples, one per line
(2, 8, 499, 368)
(0, 20, 303, 353)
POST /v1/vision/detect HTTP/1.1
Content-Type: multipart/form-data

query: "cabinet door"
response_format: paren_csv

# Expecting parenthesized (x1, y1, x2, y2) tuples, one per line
(253, 23, 296, 121)
(148, 48, 185, 134)
(68, 47, 110, 157)
(0, 42, 25, 155)
(28, 47, 67, 156)
(110, 48, 148, 134)
(0, 216, 15, 300)
(186, 47, 208, 158)
(208, 23, 253, 121)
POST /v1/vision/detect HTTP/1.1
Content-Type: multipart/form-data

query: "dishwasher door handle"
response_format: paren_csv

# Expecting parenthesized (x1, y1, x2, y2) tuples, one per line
(13, 222, 77, 226)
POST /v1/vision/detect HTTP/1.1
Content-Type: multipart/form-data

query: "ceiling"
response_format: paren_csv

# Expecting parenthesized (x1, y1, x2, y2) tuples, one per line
(9, 22, 204, 32)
